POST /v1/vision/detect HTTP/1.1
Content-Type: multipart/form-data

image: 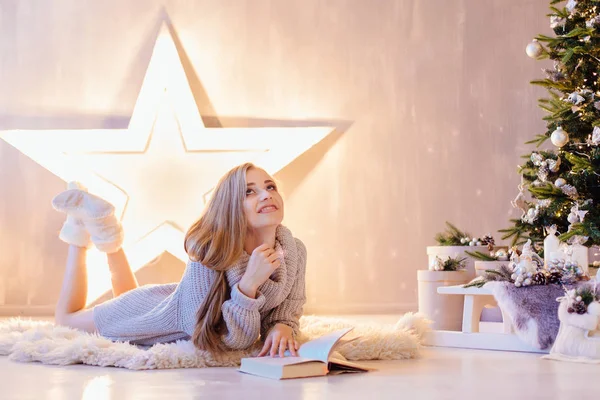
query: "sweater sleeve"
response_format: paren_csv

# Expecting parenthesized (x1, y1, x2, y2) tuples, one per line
(260, 238, 307, 339)
(221, 283, 266, 350)
(177, 261, 265, 351)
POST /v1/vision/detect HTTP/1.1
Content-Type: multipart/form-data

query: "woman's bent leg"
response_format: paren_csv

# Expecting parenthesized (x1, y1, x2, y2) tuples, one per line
(106, 248, 139, 297)
(54, 245, 97, 333)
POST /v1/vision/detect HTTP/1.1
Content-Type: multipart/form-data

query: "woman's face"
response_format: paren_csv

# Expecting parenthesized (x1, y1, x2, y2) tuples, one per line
(243, 168, 284, 231)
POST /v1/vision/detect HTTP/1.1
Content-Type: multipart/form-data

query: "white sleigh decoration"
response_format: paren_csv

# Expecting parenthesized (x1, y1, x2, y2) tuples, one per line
(544, 289, 600, 363)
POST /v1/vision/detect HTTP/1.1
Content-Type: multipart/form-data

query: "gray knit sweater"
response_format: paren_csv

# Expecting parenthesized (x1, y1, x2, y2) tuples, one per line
(93, 225, 306, 349)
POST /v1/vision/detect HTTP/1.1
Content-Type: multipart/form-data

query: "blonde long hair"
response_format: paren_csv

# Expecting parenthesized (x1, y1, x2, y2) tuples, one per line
(184, 162, 255, 353)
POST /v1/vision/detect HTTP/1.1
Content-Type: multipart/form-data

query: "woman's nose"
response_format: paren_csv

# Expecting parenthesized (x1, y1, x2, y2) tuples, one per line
(260, 190, 272, 200)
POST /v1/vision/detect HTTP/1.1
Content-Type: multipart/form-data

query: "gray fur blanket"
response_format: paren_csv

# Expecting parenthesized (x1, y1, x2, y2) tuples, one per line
(486, 281, 589, 350)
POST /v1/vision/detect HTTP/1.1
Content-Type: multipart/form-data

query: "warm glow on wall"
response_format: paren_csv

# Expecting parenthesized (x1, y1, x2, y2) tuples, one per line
(0, 24, 334, 304)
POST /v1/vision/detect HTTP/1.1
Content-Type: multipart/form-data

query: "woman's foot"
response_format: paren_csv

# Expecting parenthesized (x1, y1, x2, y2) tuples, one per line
(53, 182, 92, 248)
(52, 184, 124, 253)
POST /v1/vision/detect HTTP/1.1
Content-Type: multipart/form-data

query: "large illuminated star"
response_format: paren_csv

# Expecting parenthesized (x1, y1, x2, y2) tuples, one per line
(0, 24, 334, 303)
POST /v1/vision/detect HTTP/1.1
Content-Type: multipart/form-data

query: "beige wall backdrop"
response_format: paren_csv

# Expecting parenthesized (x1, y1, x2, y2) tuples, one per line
(0, 0, 550, 315)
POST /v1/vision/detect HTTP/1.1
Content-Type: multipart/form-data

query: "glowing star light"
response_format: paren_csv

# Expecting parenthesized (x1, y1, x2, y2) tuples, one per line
(0, 24, 334, 304)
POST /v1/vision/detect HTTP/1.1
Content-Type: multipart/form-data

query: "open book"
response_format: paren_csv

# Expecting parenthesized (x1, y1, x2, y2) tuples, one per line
(238, 327, 374, 380)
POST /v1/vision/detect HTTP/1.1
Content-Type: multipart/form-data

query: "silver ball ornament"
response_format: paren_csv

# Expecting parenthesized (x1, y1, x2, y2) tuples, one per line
(568, 212, 579, 224)
(551, 126, 569, 147)
(555, 178, 567, 188)
(526, 40, 544, 59)
(496, 250, 509, 261)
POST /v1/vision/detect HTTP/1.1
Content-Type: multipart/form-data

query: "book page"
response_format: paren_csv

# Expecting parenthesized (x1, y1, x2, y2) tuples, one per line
(243, 356, 322, 367)
(329, 356, 376, 372)
(294, 327, 354, 363)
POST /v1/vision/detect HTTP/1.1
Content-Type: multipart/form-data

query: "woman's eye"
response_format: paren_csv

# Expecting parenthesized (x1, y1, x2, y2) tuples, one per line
(246, 189, 254, 195)
(267, 184, 277, 191)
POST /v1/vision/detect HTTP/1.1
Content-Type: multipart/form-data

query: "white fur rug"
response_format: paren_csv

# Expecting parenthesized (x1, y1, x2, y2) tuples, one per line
(0, 313, 429, 370)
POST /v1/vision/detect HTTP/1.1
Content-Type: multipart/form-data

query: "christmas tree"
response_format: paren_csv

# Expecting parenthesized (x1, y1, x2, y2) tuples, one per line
(500, 0, 600, 250)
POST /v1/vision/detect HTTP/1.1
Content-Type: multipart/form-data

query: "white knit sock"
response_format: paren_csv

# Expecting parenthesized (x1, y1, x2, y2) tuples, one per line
(86, 214, 124, 254)
(52, 188, 114, 219)
(52, 187, 124, 253)
(54, 182, 91, 248)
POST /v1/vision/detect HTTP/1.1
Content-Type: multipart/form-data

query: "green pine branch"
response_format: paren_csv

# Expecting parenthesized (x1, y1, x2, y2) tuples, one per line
(578, 287, 596, 306)
(525, 135, 549, 147)
(498, 219, 531, 247)
(564, 153, 593, 173)
(462, 265, 513, 289)
(530, 79, 572, 93)
(464, 250, 497, 261)
(564, 27, 593, 38)
(442, 257, 468, 271)
(548, 6, 568, 18)
(528, 182, 566, 199)
(434, 221, 472, 246)
(463, 278, 486, 289)
(559, 222, 600, 244)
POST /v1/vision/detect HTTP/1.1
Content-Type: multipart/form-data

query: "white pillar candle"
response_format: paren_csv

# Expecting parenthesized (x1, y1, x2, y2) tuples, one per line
(544, 225, 561, 269)
(571, 244, 589, 274)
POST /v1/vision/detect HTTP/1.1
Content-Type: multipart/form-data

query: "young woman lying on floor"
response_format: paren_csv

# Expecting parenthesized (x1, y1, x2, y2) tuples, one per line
(51, 162, 307, 357)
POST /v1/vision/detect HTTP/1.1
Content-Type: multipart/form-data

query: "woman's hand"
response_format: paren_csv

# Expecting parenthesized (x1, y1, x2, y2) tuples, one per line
(239, 244, 281, 298)
(258, 323, 299, 357)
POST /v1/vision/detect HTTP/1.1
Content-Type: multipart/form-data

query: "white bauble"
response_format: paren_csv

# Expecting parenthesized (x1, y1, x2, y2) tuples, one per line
(496, 249, 509, 261)
(568, 212, 579, 224)
(555, 178, 567, 187)
(551, 126, 569, 147)
(526, 40, 544, 59)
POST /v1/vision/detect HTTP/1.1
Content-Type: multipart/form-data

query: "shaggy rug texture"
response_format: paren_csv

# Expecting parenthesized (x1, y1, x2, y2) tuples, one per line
(486, 281, 584, 350)
(0, 313, 429, 370)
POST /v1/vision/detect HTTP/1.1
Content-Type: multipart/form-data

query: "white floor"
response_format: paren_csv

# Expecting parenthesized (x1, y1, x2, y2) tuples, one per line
(1, 344, 595, 399)
(0, 315, 594, 399)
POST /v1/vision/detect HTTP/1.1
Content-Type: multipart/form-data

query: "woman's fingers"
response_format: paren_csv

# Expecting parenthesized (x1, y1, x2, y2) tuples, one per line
(261, 334, 298, 357)
(262, 247, 275, 256)
(253, 244, 270, 254)
(258, 337, 272, 357)
(266, 253, 281, 272)
(288, 339, 297, 356)
(270, 334, 281, 357)
(279, 338, 287, 358)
